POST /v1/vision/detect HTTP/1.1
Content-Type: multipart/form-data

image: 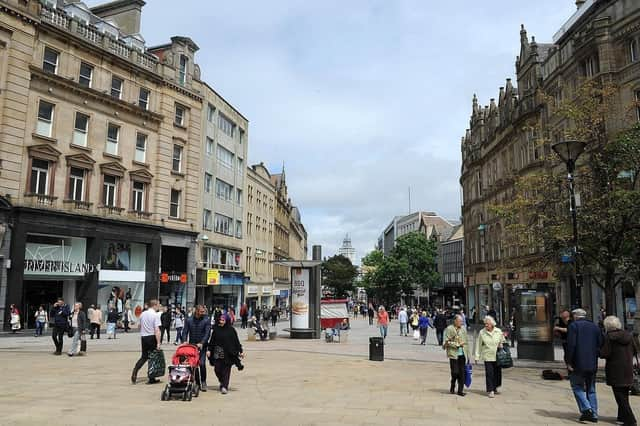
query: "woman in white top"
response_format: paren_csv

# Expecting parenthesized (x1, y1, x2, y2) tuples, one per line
(34, 306, 48, 337)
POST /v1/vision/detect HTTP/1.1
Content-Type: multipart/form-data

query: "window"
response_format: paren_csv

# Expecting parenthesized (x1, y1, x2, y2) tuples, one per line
(175, 105, 185, 126)
(106, 123, 119, 155)
(216, 145, 234, 169)
(207, 104, 215, 122)
(203, 209, 212, 230)
(79, 62, 93, 88)
(630, 39, 638, 63)
(239, 129, 245, 144)
(36, 100, 55, 137)
(237, 158, 244, 175)
(73, 112, 89, 147)
(170, 189, 181, 218)
(218, 113, 235, 137)
(43, 47, 58, 74)
(179, 55, 188, 85)
(214, 213, 233, 236)
(172, 145, 183, 172)
(138, 88, 150, 110)
(103, 175, 117, 207)
(135, 133, 147, 163)
(581, 55, 599, 78)
(204, 173, 212, 193)
(206, 137, 214, 155)
(236, 220, 242, 239)
(30, 159, 49, 195)
(215, 179, 233, 201)
(68, 167, 84, 201)
(111, 76, 123, 99)
(132, 181, 145, 211)
(236, 189, 243, 205)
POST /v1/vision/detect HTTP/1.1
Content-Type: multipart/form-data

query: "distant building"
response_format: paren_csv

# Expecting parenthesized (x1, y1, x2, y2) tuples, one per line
(338, 234, 356, 265)
(434, 225, 465, 311)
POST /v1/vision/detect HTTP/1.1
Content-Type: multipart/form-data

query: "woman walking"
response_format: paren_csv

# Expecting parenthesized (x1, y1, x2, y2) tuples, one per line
(9, 304, 20, 333)
(443, 314, 469, 396)
(474, 316, 505, 398)
(599, 315, 639, 426)
(34, 305, 48, 337)
(68, 303, 88, 357)
(377, 306, 389, 339)
(173, 306, 185, 345)
(239, 303, 249, 329)
(207, 314, 244, 394)
(106, 307, 118, 339)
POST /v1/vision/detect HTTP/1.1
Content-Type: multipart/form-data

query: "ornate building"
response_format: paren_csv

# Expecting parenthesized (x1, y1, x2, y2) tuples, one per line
(338, 234, 356, 265)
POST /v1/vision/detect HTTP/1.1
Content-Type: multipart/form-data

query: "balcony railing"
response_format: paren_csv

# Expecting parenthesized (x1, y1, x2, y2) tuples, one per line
(41, 6, 158, 72)
(127, 210, 153, 220)
(63, 199, 93, 211)
(97, 205, 125, 216)
(24, 193, 58, 207)
(200, 262, 241, 272)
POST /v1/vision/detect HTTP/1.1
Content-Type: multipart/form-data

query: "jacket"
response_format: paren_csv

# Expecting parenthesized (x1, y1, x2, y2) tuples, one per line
(475, 327, 505, 362)
(599, 329, 639, 387)
(160, 311, 172, 327)
(418, 316, 432, 329)
(443, 324, 469, 359)
(566, 319, 603, 373)
(50, 304, 71, 327)
(73, 311, 88, 331)
(208, 323, 243, 366)
(182, 315, 211, 346)
(434, 314, 447, 330)
(107, 310, 119, 323)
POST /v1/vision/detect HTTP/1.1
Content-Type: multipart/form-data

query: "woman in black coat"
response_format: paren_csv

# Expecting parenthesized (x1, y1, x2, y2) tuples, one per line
(207, 314, 244, 394)
(599, 315, 639, 426)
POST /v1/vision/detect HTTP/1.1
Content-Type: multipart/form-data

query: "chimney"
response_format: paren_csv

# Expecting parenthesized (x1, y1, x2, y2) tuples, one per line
(576, 0, 586, 9)
(90, 0, 146, 36)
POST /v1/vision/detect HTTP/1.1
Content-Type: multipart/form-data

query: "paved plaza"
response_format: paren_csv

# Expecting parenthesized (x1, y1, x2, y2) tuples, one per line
(0, 318, 636, 426)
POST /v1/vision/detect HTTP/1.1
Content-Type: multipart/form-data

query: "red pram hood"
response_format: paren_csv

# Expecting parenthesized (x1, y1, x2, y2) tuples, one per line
(171, 343, 200, 367)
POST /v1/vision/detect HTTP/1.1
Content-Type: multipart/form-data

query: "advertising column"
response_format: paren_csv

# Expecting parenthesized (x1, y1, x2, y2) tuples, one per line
(291, 268, 309, 330)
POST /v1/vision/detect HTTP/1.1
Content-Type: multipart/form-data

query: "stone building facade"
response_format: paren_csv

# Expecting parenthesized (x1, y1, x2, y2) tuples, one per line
(460, 0, 640, 324)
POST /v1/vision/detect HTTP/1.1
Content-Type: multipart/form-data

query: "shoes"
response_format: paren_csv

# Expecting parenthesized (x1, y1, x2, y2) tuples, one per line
(67, 353, 74, 357)
(173, 342, 178, 345)
(200, 381, 207, 392)
(237, 363, 245, 371)
(495, 390, 500, 395)
(131, 370, 137, 384)
(146, 378, 160, 385)
(488, 391, 495, 398)
(220, 387, 228, 394)
(579, 410, 597, 423)
(457, 392, 466, 397)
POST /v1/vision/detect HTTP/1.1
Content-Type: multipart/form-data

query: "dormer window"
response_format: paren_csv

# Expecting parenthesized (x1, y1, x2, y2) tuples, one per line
(179, 55, 188, 85)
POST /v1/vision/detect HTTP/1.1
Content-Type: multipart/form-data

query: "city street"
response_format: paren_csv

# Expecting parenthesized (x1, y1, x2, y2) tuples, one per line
(0, 318, 634, 426)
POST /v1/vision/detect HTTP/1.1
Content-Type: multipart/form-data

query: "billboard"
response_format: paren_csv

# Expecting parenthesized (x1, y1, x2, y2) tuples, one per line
(291, 268, 309, 329)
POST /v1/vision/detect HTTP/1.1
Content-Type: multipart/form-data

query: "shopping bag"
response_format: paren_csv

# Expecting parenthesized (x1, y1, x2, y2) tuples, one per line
(464, 362, 473, 388)
(413, 329, 420, 339)
(496, 346, 513, 369)
(80, 334, 87, 353)
(148, 349, 166, 379)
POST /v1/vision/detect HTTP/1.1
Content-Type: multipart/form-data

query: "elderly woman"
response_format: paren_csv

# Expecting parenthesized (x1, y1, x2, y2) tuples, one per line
(599, 315, 639, 426)
(475, 315, 505, 398)
(443, 314, 469, 396)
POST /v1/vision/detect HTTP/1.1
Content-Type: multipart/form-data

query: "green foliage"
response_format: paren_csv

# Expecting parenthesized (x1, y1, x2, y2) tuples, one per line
(321, 255, 358, 298)
(362, 250, 384, 267)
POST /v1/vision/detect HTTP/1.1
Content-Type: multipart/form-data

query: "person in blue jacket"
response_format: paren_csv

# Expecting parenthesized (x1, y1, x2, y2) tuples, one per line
(181, 305, 211, 391)
(566, 308, 603, 423)
(418, 311, 433, 345)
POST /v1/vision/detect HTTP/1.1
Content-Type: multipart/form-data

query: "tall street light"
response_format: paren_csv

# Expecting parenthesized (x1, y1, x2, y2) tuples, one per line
(552, 139, 587, 308)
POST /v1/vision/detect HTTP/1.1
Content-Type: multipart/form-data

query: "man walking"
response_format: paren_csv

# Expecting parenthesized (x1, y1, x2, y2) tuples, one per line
(50, 298, 70, 355)
(181, 305, 211, 391)
(434, 309, 448, 346)
(566, 308, 602, 423)
(160, 306, 172, 344)
(131, 299, 161, 385)
(398, 307, 408, 336)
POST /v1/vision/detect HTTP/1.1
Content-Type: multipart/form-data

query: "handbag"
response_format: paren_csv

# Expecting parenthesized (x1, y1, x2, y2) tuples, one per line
(413, 329, 420, 339)
(148, 349, 166, 379)
(80, 334, 87, 353)
(464, 362, 473, 388)
(496, 346, 513, 369)
(213, 345, 225, 360)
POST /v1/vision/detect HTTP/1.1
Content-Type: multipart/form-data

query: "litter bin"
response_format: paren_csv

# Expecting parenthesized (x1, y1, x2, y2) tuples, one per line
(369, 337, 384, 361)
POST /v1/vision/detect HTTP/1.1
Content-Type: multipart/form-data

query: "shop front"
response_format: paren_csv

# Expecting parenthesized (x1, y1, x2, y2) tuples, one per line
(160, 231, 197, 309)
(196, 268, 243, 311)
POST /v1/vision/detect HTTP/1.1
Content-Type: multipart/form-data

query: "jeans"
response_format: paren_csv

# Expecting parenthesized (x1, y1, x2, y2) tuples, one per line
(69, 329, 81, 355)
(419, 327, 428, 344)
(52, 325, 65, 353)
(570, 371, 598, 417)
(400, 323, 408, 335)
(379, 325, 388, 339)
(214, 360, 231, 389)
(174, 327, 183, 344)
(484, 361, 502, 392)
(133, 335, 157, 379)
(436, 329, 444, 346)
(90, 323, 100, 339)
(449, 355, 466, 394)
(612, 386, 636, 425)
(35, 321, 45, 336)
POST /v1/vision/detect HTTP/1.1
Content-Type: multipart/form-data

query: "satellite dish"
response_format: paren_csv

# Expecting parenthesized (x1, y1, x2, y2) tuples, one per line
(492, 282, 502, 291)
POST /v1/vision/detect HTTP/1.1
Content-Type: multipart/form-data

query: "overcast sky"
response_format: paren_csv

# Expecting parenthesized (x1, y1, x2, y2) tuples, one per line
(88, 0, 577, 262)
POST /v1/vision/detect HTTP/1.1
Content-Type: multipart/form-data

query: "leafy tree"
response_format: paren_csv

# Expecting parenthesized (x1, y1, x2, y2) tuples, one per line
(392, 232, 440, 293)
(361, 250, 384, 299)
(362, 250, 384, 267)
(321, 255, 358, 298)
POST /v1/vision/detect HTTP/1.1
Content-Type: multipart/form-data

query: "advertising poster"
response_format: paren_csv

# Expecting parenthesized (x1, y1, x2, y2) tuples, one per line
(207, 269, 220, 285)
(291, 268, 309, 329)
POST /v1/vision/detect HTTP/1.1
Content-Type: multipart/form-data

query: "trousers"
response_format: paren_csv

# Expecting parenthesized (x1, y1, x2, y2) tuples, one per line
(484, 361, 502, 392)
(570, 371, 598, 418)
(214, 360, 232, 389)
(52, 326, 65, 353)
(449, 355, 466, 394)
(612, 386, 636, 426)
(133, 335, 157, 379)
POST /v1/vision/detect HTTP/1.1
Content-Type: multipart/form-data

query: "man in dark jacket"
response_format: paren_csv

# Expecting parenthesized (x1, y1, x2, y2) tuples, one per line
(434, 310, 448, 346)
(566, 308, 603, 423)
(181, 305, 211, 391)
(50, 298, 70, 355)
(160, 307, 172, 344)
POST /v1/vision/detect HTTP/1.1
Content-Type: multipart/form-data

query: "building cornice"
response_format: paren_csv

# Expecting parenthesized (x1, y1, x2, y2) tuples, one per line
(0, 1, 40, 26)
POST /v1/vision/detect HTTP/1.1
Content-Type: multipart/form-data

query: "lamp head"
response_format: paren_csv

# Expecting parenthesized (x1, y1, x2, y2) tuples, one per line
(552, 140, 586, 164)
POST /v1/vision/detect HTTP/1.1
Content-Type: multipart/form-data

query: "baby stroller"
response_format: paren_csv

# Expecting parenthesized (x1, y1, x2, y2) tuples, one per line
(161, 343, 201, 401)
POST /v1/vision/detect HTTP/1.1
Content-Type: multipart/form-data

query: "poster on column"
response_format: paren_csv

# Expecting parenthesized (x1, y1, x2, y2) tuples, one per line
(291, 268, 309, 329)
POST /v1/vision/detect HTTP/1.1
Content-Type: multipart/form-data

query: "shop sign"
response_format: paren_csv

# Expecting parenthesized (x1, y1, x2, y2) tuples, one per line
(24, 235, 88, 277)
(206, 269, 220, 285)
(160, 272, 187, 284)
(24, 259, 95, 274)
(247, 285, 258, 294)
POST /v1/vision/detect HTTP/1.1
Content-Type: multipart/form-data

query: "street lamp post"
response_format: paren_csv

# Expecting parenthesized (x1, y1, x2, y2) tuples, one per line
(552, 140, 587, 308)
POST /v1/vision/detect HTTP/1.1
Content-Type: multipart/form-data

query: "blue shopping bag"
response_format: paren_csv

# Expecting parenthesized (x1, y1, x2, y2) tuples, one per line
(464, 362, 473, 388)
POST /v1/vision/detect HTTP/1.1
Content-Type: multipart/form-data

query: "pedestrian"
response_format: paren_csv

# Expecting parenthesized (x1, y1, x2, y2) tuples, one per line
(410, 310, 420, 338)
(123, 303, 132, 332)
(554, 309, 572, 364)
(418, 311, 433, 345)
(173, 306, 185, 345)
(470, 307, 477, 325)
(566, 308, 603, 423)
(131, 299, 161, 385)
(270, 306, 278, 328)
(599, 315, 639, 426)
(9, 304, 20, 333)
(160, 306, 172, 344)
(474, 315, 505, 398)
(50, 298, 70, 355)
(68, 303, 88, 357)
(106, 307, 118, 339)
(367, 304, 375, 326)
(90, 304, 102, 339)
(377, 306, 389, 339)
(434, 309, 447, 346)
(34, 305, 47, 337)
(181, 305, 211, 391)
(509, 308, 517, 347)
(353, 304, 358, 319)
(398, 307, 408, 336)
(443, 314, 469, 396)
(207, 314, 245, 394)
(487, 306, 497, 323)
(239, 303, 249, 329)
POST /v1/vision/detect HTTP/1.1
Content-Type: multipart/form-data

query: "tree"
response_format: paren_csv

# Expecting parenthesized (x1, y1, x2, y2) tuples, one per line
(361, 249, 384, 300)
(321, 255, 358, 298)
(392, 232, 440, 293)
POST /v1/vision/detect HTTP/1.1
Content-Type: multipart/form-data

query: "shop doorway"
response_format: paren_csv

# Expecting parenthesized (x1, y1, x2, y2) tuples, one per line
(23, 280, 63, 329)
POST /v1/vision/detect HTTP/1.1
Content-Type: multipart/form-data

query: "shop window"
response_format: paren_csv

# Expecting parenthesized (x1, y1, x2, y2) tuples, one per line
(132, 181, 145, 212)
(102, 175, 118, 207)
(30, 159, 49, 195)
(37, 100, 55, 137)
(73, 112, 89, 147)
(68, 167, 85, 201)
(101, 241, 147, 271)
